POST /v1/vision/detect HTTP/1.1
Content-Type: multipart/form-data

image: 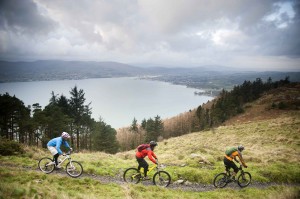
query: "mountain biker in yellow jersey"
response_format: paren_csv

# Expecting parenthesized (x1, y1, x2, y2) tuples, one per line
(136, 141, 158, 180)
(224, 145, 248, 180)
(47, 132, 72, 168)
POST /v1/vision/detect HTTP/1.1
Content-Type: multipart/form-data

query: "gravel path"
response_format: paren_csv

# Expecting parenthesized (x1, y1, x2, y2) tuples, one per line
(1, 163, 299, 192)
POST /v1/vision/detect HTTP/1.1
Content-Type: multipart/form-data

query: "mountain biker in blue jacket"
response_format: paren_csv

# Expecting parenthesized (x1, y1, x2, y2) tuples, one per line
(47, 132, 72, 168)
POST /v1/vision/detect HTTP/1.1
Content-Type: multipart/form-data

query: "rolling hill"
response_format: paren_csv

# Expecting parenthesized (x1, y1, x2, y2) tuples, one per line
(1, 60, 299, 93)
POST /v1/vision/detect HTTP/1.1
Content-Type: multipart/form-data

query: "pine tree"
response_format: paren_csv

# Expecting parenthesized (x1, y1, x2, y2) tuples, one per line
(91, 120, 119, 154)
(145, 116, 163, 142)
(69, 86, 92, 150)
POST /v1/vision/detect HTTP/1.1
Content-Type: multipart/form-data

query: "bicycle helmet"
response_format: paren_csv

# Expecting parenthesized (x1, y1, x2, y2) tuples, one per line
(238, 145, 245, 152)
(149, 141, 157, 147)
(61, 132, 71, 139)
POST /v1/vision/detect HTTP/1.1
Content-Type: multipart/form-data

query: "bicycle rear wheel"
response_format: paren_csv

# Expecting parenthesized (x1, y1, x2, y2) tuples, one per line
(237, 172, 251, 187)
(66, 161, 83, 178)
(153, 171, 171, 187)
(123, 168, 141, 184)
(38, 157, 55, 174)
(213, 173, 228, 188)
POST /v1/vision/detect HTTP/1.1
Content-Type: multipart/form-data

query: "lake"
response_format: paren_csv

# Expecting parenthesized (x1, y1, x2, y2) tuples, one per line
(0, 77, 213, 128)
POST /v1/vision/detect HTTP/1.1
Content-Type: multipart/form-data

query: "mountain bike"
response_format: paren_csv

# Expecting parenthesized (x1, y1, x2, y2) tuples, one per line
(38, 151, 83, 178)
(213, 164, 251, 188)
(123, 161, 171, 187)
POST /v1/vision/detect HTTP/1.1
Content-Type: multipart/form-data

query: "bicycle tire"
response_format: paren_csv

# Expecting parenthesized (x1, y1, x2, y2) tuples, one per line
(66, 161, 83, 178)
(123, 168, 141, 184)
(38, 157, 55, 174)
(153, 171, 171, 187)
(213, 173, 228, 188)
(237, 172, 251, 187)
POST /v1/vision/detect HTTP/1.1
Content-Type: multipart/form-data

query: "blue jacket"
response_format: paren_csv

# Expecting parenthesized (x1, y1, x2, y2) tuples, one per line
(47, 137, 70, 155)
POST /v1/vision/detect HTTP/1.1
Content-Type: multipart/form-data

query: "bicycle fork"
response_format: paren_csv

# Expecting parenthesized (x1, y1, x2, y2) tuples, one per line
(67, 160, 75, 171)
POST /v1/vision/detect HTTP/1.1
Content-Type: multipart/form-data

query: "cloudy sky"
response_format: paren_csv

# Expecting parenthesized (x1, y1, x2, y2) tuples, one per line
(0, 0, 299, 71)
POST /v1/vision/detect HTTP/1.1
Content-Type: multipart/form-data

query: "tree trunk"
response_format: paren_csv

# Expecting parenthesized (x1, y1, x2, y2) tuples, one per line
(76, 128, 79, 150)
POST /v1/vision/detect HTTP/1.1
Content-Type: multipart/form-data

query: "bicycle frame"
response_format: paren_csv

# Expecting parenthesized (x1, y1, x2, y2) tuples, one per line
(226, 164, 243, 176)
(58, 153, 72, 166)
(140, 161, 163, 176)
(47, 152, 72, 167)
(145, 164, 158, 175)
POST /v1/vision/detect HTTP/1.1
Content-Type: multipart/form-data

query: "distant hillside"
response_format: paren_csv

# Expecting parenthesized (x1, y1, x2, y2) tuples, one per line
(224, 82, 300, 125)
(0, 60, 147, 82)
(0, 60, 299, 93)
(162, 81, 300, 138)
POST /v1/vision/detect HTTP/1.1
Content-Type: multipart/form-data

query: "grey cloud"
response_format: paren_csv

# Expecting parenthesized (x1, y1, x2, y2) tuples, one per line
(37, 0, 139, 45)
(252, 0, 300, 57)
(0, 0, 299, 70)
(0, 0, 56, 35)
(138, 0, 277, 33)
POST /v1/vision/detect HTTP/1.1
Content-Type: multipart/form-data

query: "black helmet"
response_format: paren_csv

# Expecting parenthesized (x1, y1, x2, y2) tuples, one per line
(149, 141, 157, 147)
(238, 145, 245, 152)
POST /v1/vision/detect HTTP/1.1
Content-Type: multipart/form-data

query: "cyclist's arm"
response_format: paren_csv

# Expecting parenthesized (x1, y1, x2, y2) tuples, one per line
(63, 140, 71, 149)
(237, 151, 247, 167)
(234, 156, 239, 163)
(56, 139, 63, 155)
(147, 151, 157, 164)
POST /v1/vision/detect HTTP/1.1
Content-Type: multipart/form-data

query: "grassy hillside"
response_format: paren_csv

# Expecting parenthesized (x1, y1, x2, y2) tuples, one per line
(0, 90, 300, 198)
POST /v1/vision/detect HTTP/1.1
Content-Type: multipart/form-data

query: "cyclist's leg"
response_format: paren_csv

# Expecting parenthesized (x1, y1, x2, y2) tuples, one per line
(143, 160, 149, 177)
(48, 146, 59, 166)
(53, 153, 59, 166)
(223, 157, 230, 173)
(136, 158, 148, 177)
(136, 157, 142, 171)
(227, 159, 238, 179)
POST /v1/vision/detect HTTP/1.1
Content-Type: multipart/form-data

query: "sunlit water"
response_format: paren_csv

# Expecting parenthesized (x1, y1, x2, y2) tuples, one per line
(0, 77, 213, 128)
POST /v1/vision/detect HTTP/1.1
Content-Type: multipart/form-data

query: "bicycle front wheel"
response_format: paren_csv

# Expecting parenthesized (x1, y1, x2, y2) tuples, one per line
(38, 157, 55, 174)
(237, 172, 251, 187)
(66, 161, 83, 178)
(123, 168, 141, 184)
(213, 173, 228, 188)
(153, 171, 171, 187)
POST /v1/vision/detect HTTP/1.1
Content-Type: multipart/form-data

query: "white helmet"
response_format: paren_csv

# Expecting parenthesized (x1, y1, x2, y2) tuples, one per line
(61, 132, 70, 139)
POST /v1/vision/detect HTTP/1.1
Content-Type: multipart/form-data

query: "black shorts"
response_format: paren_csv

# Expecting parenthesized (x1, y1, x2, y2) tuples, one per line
(136, 157, 149, 169)
(223, 157, 239, 173)
(136, 157, 149, 177)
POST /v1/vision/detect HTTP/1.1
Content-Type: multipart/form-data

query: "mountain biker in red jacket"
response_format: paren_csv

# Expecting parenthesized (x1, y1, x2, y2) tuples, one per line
(136, 141, 158, 180)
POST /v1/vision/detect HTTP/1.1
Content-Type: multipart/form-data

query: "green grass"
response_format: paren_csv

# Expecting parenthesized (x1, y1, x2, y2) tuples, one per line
(0, 166, 299, 199)
(128, 185, 300, 199)
(0, 167, 124, 199)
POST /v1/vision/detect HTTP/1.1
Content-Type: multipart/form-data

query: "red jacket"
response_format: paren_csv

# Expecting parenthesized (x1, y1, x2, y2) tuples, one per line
(136, 147, 157, 164)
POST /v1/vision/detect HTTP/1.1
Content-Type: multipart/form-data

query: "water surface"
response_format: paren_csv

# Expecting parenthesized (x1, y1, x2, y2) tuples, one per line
(0, 77, 213, 128)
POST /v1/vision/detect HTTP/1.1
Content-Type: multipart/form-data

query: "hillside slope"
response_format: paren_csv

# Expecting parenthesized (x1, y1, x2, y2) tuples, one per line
(224, 83, 300, 125)
(163, 82, 300, 138)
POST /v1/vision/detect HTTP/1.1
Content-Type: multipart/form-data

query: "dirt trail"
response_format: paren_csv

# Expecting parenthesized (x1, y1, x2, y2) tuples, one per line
(0, 163, 298, 192)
